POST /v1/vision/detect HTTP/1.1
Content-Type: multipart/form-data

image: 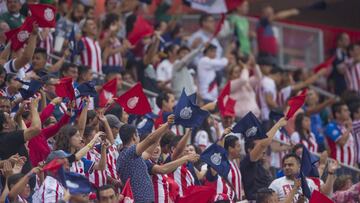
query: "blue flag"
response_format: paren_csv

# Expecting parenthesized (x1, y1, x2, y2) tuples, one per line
(64, 171, 93, 195)
(18, 79, 43, 100)
(301, 147, 319, 178)
(299, 172, 312, 199)
(232, 111, 266, 142)
(137, 116, 154, 136)
(173, 90, 210, 128)
(76, 82, 97, 97)
(269, 110, 284, 122)
(200, 143, 230, 178)
(188, 92, 197, 104)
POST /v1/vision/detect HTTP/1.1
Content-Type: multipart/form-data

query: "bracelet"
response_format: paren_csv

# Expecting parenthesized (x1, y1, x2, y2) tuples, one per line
(86, 144, 93, 149)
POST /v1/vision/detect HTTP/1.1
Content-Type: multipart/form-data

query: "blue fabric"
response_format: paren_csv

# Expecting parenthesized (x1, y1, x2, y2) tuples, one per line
(200, 143, 230, 178)
(301, 147, 319, 178)
(325, 122, 341, 142)
(81, 157, 95, 174)
(64, 171, 93, 194)
(232, 111, 267, 142)
(116, 145, 154, 202)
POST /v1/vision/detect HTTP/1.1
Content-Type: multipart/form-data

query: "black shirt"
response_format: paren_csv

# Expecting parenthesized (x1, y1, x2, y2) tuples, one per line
(240, 154, 273, 200)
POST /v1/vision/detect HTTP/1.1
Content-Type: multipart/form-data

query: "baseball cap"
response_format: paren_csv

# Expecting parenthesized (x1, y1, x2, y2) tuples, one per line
(46, 150, 71, 164)
(105, 114, 122, 129)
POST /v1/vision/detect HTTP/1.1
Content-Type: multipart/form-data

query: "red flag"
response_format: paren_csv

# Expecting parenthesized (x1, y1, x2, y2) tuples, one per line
(28, 4, 57, 28)
(115, 83, 151, 115)
(313, 56, 335, 73)
(5, 17, 34, 51)
(286, 89, 307, 120)
(127, 15, 154, 45)
(309, 190, 334, 203)
(218, 82, 236, 117)
(176, 185, 216, 203)
(98, 79, 117, 107)
(55, 77, 75, 100)
(120, 179, 134, 203)
(225, 0, 245, 12)
(42, 158, 63, 174)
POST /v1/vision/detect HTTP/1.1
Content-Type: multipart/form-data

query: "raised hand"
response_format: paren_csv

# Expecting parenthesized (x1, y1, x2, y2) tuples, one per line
(167, 114, 175, 125)
(51, 97, 63, 105)
(277, 117, 288, 128)
(185, 154, 200, 163)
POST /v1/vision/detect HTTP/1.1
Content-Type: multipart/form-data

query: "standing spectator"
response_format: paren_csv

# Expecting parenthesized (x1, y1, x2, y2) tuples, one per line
(338, 42, 360, 92)
(330, 33, 350, 96)
(197, 44, 229, 103)
(0, 0, 25, 29)
(154, 92, 176, 131)
(256, 5, 299, 63)
(228, 0, 251, 56)
(187, 14, 223, 64)
(80, 18, 102, 75)
(156, 44, 179, 92)
(291, 113, 318, 153)
(116, 115, 174, 203)
(325, 102, 356, 166)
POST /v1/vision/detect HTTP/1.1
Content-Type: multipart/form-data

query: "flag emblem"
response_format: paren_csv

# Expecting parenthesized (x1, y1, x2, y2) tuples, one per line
(127, 97, 139, 109)
(17, 30, 29, 42)
(210, 153, 222, 165)
(66, 180, 79, 188)
(124, 197, 134, 203)
(245, 126, 258, 138)
(44, 8, 54, 21)
(137, 118, 147, 129)
(180, 107, 192, 119)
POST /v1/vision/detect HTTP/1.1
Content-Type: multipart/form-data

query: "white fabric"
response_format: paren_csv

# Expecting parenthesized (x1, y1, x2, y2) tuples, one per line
(156, 59, 174, 85)
(259, 76, 277, 120)
(194, 130, 211, 148)
(189, 0, 227, 14)
(32, 176, 65, 203)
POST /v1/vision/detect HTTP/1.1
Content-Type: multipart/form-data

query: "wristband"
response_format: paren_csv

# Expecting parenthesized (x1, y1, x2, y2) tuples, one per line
(87, 143, 93, 149)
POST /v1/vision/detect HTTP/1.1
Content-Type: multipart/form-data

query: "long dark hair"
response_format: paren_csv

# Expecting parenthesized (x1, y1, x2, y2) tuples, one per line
(55, 124, 79, 153)
(294, 113, 312, 147)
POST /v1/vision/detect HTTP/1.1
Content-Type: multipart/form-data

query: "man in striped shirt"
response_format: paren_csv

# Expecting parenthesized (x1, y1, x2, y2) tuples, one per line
(80, 18, 102, 75)
(325, 102, 356, 166)
(337, 42, 360, 92)
(350, 102, 360, 166)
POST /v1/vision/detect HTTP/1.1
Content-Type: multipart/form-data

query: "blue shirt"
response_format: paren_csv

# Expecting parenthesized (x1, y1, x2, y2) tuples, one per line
(116, 145, 154, 202)
(325, 121, 342, 142)
(303, 106, 325, 145)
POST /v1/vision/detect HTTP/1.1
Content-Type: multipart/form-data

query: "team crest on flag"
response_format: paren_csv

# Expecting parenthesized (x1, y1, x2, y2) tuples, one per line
(17, 31, 29, 42)
(245, 126, 258, 138)
(44, 8, 55, 21)
(180, 107, 192, 119)
(210, 153, 222, 165)
(127, 97, 139, 109)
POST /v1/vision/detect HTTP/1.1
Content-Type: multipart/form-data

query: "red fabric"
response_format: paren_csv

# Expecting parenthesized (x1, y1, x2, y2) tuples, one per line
(175, 185, 216, 203)
(55, 77, 75, 100)
(127, 15, 154, 45)
(98, 78, 117, 107)
(286, 89, 307, 120)
(115, 82, 152, 115)
(26, 103, 55, 127)
(225, 0, 244, 12)
(309, 190, 334, 203)
(218, 82, 236, 117)
(5, 17, 35, 51)
(120, 179, 134, 203)
(29, 113, 70, 166)
(28, 4, 56, 28)
(154, 110, 164, 129)
(42, 158, 63, 173)
(313, 56, 336, 73)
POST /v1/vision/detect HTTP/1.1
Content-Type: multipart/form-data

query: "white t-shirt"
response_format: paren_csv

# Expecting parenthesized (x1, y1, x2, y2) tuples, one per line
(156, 59, 174, 84)
(194, 130, 212, 148)
(197, 56, 228, 101)
(269, 176, 318, 203)
(259, 76, 277, 120)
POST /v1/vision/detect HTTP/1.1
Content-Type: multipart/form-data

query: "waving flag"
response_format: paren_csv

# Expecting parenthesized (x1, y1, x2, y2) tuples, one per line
(18, 79, 43, 100)
(313, 56, 335, 73)
(217, 82, 236, 117)
(76, 82, 97, 98)
(55, 77, 75, 100)
(286, 89, 307, 120)
(176, 185, 216, 203)
(232, 111, 267, 142)
(28, 4, 56, 28)
(137, 113, 157, 136)
(115, 83, 151, 115)
(42, 158, 67, 187)
(174, 89, 210, 128)
(299, 172, 312, 199)
(99, 79, 117, 107)
(5, 17, 35, 51)
(64, 172, 93, 195)
(183, 0, 244, 14)
(121, 179, 134, 203)
(299, 147, 320, 199)
(309, 190, 334, 203)
(127, 15, 154, 46)
(200, 143, 230, 178)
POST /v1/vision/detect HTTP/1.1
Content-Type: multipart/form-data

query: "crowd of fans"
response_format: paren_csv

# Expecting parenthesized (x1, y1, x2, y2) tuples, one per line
(0, 0, 359, 202)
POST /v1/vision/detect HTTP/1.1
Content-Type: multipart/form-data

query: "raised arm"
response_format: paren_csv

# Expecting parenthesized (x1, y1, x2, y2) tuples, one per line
(320, 160, 338, 196)
(143, 32, 161, 65)
(272, 8, 299, 21)
(173, 45, 204, 71)
(92, 141, 108, 171)
(24, 97, 41, 142)
(171, 129, 192, 160)
(136, 115, 174, 156)
(74, 132, 101, 161)
(8, 167, 41, 200)
(291, 69, 326, 92)
(152, 154, 199, 174)
(98, 111, 115, 144)
(47, 49, 70, 73)
(77, 98, 90, 138)
(249, 118, 288, 162)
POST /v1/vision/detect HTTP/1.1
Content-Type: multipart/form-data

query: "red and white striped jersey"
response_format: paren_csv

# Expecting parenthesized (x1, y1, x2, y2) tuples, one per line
(228, 160, 242, 200)
(168, 164, 195, 197)
(86, 149, 107, 188)
(38, 29, 54, 63)
(106, 37, 123, 67)
(276, 86, 292, 107)
(343, 59, 360, 92)
(204, 176, 235, 201)
(32, 176, 65, 203)
(271, 131, 291, 168)
(152, 172, 171, 203)
(106, 145, 120, 181)
(325, 122, 356, 166)
(353, 120, 360, 164)
(70, 157, 95, 176)
(291, 131, 318, 153)
(80, 36, 102, 74)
